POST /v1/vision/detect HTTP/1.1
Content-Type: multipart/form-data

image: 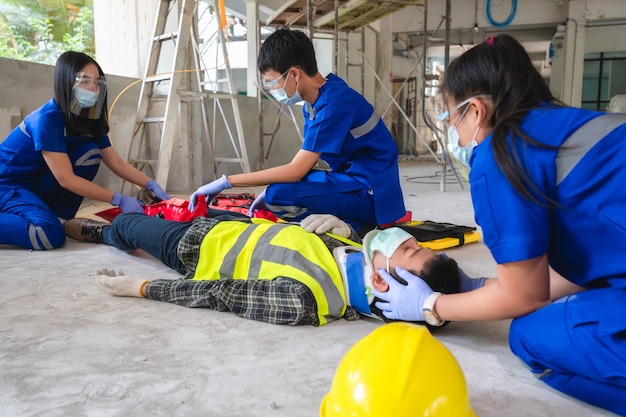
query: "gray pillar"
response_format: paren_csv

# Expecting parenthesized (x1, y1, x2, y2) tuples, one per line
(246, 0, 259, 97)
(93, 0, 159, 77)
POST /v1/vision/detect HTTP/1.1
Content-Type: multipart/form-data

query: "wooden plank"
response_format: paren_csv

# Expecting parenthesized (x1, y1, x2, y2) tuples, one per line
(314, 0, 423, 31)
(265, 0, 351, 28)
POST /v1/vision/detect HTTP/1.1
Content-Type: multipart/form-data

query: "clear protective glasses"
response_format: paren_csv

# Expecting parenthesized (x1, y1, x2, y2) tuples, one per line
(438, 94, 490, 124)
(74, 72, 107, 89)
(437, 96, 474, 124)
(261, 69, 290, 91)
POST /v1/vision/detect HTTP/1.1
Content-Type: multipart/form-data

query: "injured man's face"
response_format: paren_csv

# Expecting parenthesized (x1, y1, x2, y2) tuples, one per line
(362, 227, 459, 296)
(371, 238, 437, 290)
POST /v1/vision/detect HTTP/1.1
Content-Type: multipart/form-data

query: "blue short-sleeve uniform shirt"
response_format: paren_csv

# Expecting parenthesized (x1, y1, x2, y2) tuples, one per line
(300, 74, 405, 225)
(0, 99, 111, 189)
(469, 106, 626, 286)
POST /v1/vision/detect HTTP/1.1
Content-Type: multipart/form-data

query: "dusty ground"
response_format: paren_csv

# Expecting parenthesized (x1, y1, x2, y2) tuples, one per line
(0, 160, 616, 416)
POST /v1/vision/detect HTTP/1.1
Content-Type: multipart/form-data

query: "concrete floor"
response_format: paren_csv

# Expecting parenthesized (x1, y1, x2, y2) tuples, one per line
(0, 159, 617, 417)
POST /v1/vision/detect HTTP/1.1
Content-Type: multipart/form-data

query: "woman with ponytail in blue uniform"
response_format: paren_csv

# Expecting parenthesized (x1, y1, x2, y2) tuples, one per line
(371, 34, 626, 415)
(0, 51, 169, 250)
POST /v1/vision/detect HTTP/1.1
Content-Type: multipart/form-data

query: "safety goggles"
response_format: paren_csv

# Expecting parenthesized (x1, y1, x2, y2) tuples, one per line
(75, 72, 107, 89)
(438, 95, 491, 123)
(437, 96, 475, 123)
(261, 69, 290, 90)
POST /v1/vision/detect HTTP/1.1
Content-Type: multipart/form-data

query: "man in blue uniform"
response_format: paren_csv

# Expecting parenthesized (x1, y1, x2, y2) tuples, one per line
(188, 28, 406, 233)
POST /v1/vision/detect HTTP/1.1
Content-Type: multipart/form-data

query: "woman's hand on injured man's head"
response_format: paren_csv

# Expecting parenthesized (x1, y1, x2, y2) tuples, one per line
(440, 252, 487, 293)
(300, 214, 352, 238)
(372, 267, 434, 321)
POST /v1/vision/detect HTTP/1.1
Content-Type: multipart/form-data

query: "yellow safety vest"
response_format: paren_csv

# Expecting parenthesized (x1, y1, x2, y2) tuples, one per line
(193, 219, 347, 325)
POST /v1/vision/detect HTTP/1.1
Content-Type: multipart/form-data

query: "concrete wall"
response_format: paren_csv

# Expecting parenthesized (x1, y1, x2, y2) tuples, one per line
(0, 57, 301, 194)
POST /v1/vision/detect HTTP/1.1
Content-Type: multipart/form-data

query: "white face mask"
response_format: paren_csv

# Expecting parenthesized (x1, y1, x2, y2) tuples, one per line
(363, 228, 414, 274)
(73, 87, 99, 108)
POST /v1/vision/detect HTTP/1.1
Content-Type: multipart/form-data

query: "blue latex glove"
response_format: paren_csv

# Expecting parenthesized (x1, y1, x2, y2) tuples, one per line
(248, 188, 266, 217)
(440, 252, 487, 292)
(111, 192, 144, 214)
(189, 174, 232, 211)
(458, 267, 487, 292)
(145, 179, 170, 201)
(372, 266, 434, 321)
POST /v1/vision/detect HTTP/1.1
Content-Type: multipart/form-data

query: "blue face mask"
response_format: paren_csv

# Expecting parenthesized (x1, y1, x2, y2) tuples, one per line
(269, 72, 303, 105)
(448, 125, 477, 167)
(440, 96, 483, 167)
(73, 87, 99, 108)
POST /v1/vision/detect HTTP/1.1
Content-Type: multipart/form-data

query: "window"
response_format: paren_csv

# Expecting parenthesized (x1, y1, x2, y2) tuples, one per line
(582, 51, 626, 111)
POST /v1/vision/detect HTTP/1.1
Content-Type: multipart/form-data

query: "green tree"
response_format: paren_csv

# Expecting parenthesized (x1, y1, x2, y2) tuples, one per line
(0, 0, 94, 64)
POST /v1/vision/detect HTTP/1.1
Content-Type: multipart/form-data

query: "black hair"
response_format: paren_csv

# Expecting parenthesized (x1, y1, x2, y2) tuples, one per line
(54, 51, 109, 137)
(369, 254, 460, 330)
(440, 34, 562, 205)
(257, 27, 318, 76)
(415, 254, 461, 294)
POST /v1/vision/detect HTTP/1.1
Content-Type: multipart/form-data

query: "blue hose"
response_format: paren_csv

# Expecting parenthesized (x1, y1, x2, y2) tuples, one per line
(485, 0, 517, 27)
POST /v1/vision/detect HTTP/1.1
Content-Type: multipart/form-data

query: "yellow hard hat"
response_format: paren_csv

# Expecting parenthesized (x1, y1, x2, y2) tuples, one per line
(320, 322, 476, 417)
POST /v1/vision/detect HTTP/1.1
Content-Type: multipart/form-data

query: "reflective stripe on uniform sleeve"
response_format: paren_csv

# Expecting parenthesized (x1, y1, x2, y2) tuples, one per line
(75, 148, 102, 167)
(350, 110, 380, 139)
(19, 121, 31, 138)
(556, 114, 626, 186)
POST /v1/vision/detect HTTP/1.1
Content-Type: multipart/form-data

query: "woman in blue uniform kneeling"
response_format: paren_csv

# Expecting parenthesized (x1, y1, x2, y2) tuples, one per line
(0, 51, 169, 250)
(371, 34, 626, 416)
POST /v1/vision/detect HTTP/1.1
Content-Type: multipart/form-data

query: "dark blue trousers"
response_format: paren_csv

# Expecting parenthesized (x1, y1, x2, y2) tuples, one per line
(0, 142, 101, 249)
(103, 213, 190, 274)
(509, 284, 626, 415)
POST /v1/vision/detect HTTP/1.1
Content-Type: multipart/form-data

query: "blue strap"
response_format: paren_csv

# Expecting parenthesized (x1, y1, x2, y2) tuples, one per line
(346, 252, 371, 315)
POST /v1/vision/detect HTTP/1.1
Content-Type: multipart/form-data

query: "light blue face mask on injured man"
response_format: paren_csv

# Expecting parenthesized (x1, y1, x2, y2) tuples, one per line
(333, 227, 414, 318)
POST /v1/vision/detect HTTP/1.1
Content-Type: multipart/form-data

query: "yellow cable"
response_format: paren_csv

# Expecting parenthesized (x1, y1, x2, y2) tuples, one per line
(107, 64, 230, 144)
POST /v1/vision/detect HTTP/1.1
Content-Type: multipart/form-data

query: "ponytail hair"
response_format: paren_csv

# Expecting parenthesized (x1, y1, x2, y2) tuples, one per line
(441, 34, 562, 204)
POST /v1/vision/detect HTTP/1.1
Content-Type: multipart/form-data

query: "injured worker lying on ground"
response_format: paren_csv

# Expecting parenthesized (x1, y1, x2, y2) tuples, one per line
(63, 213, 484, 327)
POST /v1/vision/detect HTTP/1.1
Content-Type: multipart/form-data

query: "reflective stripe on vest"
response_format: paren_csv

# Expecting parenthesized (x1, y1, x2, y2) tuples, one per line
(193, 219, 346, 325)
(556, 114, 626, 186)
(350, 110, 380, 139)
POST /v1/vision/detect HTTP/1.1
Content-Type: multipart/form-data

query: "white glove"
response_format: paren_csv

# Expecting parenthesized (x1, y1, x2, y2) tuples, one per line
(300, 214, 352, 238)
(96, 268, 148, 297)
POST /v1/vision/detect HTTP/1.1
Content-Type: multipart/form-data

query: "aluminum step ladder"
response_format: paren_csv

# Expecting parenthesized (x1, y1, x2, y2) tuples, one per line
(124, 0, 250, 194)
